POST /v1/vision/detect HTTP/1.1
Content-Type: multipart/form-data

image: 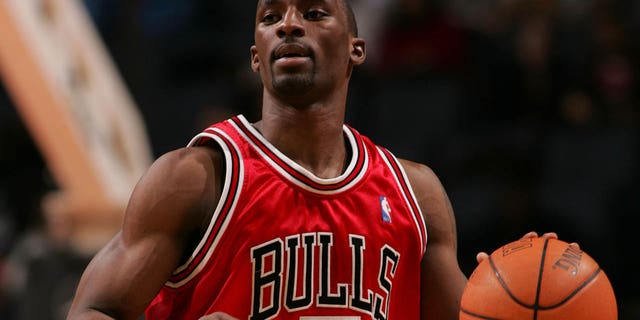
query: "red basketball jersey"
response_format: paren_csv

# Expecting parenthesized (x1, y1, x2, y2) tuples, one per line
(145, 115, 428, 320)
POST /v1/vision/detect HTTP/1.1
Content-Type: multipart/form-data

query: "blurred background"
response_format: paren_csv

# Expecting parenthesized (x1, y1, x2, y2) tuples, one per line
(0, 0, 638, 319)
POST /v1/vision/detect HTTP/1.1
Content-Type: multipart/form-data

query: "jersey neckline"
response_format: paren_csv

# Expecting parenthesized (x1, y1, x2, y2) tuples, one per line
(229, 114, 369, 194)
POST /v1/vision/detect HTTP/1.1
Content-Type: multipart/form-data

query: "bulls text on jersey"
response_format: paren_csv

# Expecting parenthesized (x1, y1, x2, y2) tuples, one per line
(249, 232, 400, 320)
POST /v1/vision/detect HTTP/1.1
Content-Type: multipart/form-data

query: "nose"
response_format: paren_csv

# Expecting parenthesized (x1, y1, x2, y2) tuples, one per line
(277, 8, 305, 38)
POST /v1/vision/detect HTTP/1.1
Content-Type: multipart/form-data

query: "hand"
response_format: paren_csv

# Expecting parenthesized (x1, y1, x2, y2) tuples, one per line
(199, 312, 239, 320)
(475, 231, 559, 263)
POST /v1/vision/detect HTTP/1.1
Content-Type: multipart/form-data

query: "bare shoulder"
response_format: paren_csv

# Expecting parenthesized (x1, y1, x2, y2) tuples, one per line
(397, 159, 457, 245)
(122, 146, 224, 242)
(147, 146, 223, 192)
(397, 159, 442, 203)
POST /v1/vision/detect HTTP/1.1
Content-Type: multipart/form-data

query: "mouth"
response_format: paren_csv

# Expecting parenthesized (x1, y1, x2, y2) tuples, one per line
(273, 43, 312, 61)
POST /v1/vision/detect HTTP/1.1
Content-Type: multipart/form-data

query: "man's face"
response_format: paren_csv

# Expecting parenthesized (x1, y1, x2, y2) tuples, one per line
(251, 0, 363, 98)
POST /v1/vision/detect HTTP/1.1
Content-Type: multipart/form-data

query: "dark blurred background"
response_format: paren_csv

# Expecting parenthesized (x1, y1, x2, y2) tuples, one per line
(1, 0, 638, 319)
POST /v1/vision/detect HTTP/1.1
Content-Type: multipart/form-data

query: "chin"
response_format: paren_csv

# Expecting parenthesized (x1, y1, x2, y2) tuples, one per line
(271, 74, 315, 96)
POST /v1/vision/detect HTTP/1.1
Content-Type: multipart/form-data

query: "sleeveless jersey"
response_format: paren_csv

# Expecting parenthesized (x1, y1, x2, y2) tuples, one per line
(145, 115, 428, 320)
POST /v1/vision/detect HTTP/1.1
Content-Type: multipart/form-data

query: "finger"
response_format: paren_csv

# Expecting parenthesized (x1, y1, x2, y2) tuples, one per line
(476, 252, 489, 263)
(521, 231, 558, 240)
(540, 232, 558, 239)
(521, 231, 539, 239)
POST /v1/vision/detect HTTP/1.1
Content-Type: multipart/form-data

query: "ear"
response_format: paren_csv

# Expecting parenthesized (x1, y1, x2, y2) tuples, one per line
(250, 45, 260, 72)
(350, 38, 366, 66)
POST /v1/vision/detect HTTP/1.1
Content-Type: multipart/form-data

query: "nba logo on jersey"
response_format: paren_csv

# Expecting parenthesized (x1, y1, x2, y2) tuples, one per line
(380, 196, 392, 223)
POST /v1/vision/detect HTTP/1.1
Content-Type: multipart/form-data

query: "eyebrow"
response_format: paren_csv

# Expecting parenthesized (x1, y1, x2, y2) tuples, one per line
(259, 0, 329, 8)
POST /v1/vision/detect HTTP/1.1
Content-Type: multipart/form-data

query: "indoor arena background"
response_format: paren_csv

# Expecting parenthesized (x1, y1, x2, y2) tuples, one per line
(0, 0, 638, 319)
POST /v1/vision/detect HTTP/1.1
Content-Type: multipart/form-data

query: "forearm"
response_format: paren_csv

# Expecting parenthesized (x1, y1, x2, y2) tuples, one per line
(65, 239, 165, 320)
(420, 244, 468, 320)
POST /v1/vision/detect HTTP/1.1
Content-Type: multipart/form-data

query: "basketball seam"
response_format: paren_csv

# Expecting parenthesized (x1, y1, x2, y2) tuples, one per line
(538, 268, 603, 310)
(489, 255, 535, 309)
(459, 308, 502, 320)
(533, 238, 551, 319)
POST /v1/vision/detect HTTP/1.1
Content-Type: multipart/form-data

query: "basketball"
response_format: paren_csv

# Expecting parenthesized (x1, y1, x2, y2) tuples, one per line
(460, 237, 617, 320)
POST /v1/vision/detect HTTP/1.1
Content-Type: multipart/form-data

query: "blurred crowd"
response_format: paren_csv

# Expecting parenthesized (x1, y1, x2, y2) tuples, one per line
(0, 0, 638, 319)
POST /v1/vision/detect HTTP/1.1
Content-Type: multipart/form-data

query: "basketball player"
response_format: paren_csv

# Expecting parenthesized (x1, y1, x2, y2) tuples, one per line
(66, 0, 555, 319)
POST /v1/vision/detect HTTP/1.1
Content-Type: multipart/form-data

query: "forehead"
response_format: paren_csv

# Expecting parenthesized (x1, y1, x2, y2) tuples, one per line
(258, 0, 338, 9)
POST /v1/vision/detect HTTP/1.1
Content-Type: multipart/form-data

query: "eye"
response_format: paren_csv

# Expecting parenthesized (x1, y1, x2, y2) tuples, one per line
(304, 9, 327, 20)
(261, 13, 281, 24)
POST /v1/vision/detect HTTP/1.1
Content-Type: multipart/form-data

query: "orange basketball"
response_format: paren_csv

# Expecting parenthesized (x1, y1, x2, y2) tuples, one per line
(460, 237, 617, 320)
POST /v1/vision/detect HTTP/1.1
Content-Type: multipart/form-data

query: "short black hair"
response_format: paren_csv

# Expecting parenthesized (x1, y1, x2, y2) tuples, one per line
(340, 0, 358, 37)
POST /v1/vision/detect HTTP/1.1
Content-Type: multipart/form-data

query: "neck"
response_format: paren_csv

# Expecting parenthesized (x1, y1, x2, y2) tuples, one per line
(254, 93, 348, 179)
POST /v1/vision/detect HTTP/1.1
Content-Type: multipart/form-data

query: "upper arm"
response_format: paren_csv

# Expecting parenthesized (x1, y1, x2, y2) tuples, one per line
(67, 146, 223, 320)
(399, 160, 467, 320)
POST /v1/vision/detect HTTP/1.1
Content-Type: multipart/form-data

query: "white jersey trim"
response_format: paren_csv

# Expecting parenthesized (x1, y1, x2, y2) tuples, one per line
(231, 115, 368, 195)
(376, 147, 428, 255)
(165, 128, 244, 288)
